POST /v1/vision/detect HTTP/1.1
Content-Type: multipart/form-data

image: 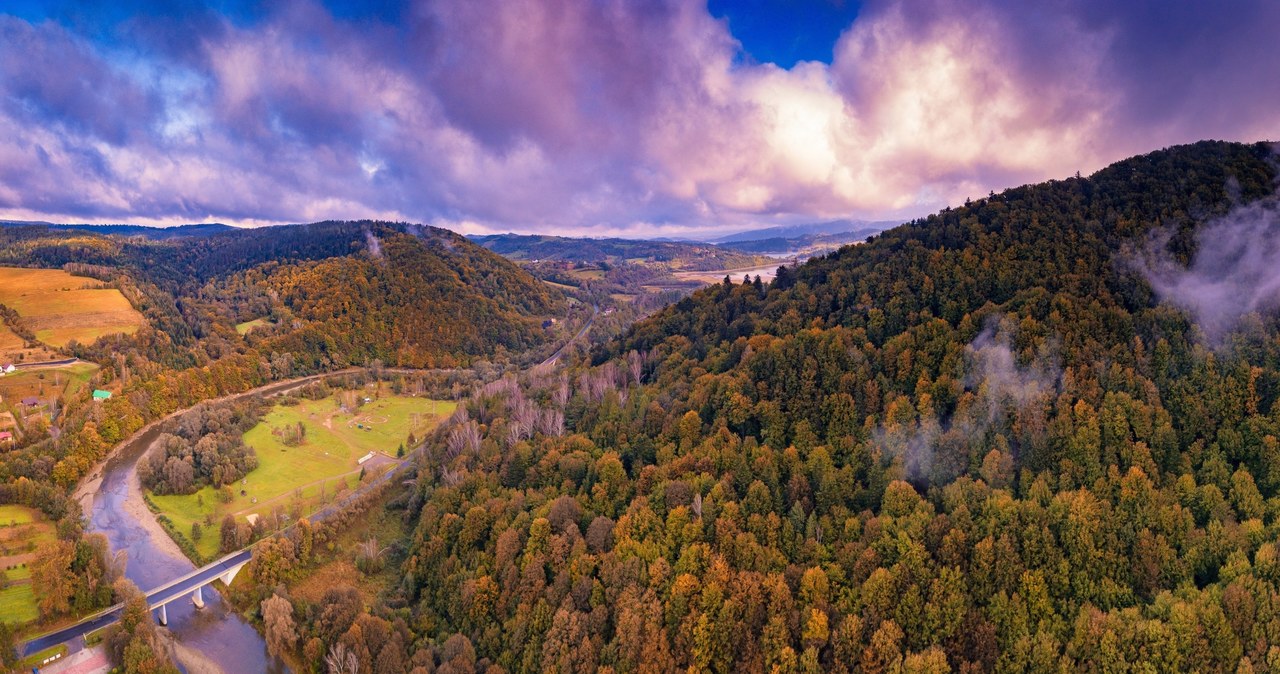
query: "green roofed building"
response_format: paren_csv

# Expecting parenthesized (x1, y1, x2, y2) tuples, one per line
(92, 390, 112, 401)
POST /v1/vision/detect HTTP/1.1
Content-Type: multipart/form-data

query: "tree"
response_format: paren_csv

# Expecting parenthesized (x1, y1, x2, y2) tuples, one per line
(31, 539, 76, 617)
(0, 620, 17, 671)
(325, 642, 359, 674)
(108, 581, 179, 674)
(221, 514, 239, 553)
(356, 537, 390, 574)
(262, 593, 298, 659)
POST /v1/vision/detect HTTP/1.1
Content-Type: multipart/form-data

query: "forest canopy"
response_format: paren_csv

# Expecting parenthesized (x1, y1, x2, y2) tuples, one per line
(229, 140, 1280, 674)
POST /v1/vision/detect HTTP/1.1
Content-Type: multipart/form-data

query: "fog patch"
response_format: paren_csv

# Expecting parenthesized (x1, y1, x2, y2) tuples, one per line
(363, 224, 384, 261)
(876, 322, 1059, 484)
(1133, 197, 1280, 343)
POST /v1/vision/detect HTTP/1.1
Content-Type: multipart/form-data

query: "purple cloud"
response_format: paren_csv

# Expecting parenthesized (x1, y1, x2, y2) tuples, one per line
(0, 0, 1276, 235)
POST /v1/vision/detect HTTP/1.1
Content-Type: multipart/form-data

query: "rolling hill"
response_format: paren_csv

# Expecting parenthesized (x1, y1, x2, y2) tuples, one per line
(346, 140, 1280, 673)
(0, 220, 569, 369)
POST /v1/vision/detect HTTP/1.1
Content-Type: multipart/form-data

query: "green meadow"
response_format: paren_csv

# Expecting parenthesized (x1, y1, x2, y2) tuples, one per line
(149, 392, 455, 560)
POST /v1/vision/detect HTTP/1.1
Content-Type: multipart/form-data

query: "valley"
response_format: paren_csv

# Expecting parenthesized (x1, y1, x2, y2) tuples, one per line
(148, 387, 454, 561)
(1, 142, 1279, 674)
(1, 3, 1270, 672)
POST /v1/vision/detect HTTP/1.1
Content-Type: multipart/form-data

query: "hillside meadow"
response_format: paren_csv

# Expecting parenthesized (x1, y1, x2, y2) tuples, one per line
(0, 267, 144, 347)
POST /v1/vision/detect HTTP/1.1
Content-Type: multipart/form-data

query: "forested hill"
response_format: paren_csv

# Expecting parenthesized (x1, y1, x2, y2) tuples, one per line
(616, 140, 1277, 363)
(351, 140, 1280, 674)
(0, 220, 568, 369)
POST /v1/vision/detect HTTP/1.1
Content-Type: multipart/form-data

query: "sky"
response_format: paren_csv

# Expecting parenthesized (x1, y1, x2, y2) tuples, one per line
(0, 0, 1277, 238)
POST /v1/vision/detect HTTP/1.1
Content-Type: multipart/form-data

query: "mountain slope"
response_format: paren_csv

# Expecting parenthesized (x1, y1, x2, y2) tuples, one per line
(353, 140, 1280, 673)
(0, 220, 568, 369)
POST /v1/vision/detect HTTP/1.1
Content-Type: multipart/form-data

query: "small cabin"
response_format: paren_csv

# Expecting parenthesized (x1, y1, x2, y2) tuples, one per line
(92, 390, 113, 401)
(0, 363, 14, 375)
(20, 397, 39, 408)
(0, 431, 12, 443)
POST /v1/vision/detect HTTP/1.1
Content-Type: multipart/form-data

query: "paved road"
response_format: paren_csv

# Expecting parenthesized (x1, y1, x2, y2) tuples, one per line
(21, 548, 256, 657)
(23, 313, 598, 660)
(12, 357, 79, 370)
(540, 305, 597, 367)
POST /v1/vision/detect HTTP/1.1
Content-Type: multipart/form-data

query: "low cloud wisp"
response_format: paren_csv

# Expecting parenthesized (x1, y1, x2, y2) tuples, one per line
(877, 322, 1060, 485)
(1136, 197, 1280, 343)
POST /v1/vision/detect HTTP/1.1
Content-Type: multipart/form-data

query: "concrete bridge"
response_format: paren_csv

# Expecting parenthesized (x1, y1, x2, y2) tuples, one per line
(19, 548, 252, 658)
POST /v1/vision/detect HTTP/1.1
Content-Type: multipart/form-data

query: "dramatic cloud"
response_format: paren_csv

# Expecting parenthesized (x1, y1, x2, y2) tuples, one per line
(0, 0, 1277, 235)
(1136, 196, 1280, 343)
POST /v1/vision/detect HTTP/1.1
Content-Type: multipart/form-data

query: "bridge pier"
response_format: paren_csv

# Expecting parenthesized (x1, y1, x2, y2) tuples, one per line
(219, 562, 244, 586)
(157, 603, 168, 626)
(192, 586, 205, 609)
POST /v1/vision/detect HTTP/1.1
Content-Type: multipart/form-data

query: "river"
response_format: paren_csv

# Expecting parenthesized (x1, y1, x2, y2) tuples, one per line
(81, 374, 349, 672)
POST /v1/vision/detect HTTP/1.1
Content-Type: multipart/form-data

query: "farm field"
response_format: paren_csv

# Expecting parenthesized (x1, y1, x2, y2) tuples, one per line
(0, 504, 56, 625)
(672, 262, 784, 285)
(150, 392, 456, 559)
(542, 279, 577, 291)
(0, 361, 98, 400)
(0, 267, 145, 347)
(0, 319, 59, 365)
(567, 267, 605, 281)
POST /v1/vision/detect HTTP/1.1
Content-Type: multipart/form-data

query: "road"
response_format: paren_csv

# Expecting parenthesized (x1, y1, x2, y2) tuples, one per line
(23, 312, 595, 662)
(540, 305, 597, 367)
(12, 357, 79, 370)
(21, 549, 255, 657)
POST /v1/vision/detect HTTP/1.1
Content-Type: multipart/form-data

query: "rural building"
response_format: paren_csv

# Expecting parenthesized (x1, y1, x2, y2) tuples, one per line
(358, 452, 375, 465)
(0, 431, 11, 443)
(0, 363, 14, 374)
(92, 389, 112, 401)
(20, 396, 39, 408)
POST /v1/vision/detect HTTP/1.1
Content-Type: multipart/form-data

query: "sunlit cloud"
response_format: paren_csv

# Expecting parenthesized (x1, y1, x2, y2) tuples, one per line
(0, 0, 1276, 236)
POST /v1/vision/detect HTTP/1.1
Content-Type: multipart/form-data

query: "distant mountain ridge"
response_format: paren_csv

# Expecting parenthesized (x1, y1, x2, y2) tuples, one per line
(0, 219, 568, 368)
(469, 232, 770, 270)
(0, 220, 236, 239)
(711, 218, 897, 244)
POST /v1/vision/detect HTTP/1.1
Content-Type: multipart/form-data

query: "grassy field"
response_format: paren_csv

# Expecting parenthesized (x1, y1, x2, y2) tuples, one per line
(568, 267, 605, 281)
(0, 323, 24, 352)
(0, 504, 35, 526)
(0, 267, 145, 347)
(0, 317, 60, 365)
(0, 363, 100, 433)
(672, 263, 782, 285)
(235, 318, 269, 335)
(0, 582, 37, 625)
(542, 279, 578, 291)
(151, 392, 455, 559)
(0, 505, 53, 626)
